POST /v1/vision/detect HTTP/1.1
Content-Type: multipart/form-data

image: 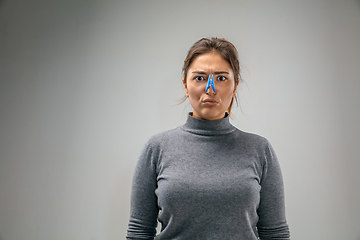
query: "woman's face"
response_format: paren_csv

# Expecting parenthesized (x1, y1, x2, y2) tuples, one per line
(183, 52, 237, 120)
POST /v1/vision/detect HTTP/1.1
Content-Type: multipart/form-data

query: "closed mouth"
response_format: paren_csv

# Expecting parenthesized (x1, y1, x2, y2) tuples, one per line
(203, 98, 217, 102)
(202, 99, 218, 105)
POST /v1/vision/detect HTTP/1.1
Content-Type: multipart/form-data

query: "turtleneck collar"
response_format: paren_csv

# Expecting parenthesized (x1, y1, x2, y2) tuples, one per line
(180, 112, 236, 136)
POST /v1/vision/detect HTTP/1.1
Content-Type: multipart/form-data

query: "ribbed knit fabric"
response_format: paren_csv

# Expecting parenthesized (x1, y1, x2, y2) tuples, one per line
(127, 113, 290, 239)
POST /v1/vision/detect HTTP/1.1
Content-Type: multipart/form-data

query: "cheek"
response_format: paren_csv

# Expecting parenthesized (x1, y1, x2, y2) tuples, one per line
(187, 85, 203, 99)
(221, 87, 236, 102)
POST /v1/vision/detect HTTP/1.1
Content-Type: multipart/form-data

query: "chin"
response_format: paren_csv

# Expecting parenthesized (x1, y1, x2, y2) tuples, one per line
(197, 110, 224, 120)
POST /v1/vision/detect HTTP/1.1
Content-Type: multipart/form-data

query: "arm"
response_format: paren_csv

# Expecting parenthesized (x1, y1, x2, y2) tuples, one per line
(257, 141, 290, 239)
(126, 141, 159, 240)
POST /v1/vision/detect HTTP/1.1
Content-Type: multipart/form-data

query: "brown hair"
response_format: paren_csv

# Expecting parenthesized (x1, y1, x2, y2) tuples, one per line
(182, 37, 242, 116)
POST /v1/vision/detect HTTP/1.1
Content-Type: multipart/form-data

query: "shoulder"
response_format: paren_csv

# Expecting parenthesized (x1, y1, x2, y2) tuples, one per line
(137, 127, 182, 169)
(232, 128, 270, 148)
(232, 128, 278, 163)
(143, 127, 182, 150)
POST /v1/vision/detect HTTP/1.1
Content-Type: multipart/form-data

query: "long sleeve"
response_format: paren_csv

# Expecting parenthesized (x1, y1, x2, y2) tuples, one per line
(126, 141, 159, 240)
(257, 141, 290, 239)
(126, 115, 290, 239)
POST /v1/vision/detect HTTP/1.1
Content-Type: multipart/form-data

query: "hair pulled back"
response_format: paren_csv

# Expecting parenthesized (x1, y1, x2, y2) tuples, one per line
(182, 37, 242, 116)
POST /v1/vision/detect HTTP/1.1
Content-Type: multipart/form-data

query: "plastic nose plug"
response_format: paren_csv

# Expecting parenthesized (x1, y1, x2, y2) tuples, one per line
(205, 74, 215, 93)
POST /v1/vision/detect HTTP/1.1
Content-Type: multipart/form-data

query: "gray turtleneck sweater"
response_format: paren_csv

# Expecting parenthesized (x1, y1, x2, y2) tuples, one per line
(126, 114, 290, 239)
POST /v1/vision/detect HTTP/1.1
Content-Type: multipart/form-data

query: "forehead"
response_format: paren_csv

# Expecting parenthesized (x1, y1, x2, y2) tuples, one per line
(189, 52, 231, 71)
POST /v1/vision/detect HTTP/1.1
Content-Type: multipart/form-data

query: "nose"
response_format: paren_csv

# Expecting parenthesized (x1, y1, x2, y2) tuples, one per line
(205, 74, 216, 93)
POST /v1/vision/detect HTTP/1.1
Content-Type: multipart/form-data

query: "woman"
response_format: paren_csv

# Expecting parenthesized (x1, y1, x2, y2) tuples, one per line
(126, 37, 290, 239)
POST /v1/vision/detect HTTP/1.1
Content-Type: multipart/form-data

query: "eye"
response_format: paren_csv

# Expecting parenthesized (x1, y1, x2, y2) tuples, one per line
(194, 76, 205, 81)
(217, 76, 227, 81)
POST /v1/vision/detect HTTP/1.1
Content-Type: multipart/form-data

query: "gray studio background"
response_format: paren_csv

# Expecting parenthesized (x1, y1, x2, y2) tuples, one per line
(1, 0, 360, 239)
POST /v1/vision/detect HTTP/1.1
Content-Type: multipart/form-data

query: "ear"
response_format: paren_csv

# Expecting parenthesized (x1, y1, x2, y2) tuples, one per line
(182, 78, 189, 97)
(232, 84, 237, 97)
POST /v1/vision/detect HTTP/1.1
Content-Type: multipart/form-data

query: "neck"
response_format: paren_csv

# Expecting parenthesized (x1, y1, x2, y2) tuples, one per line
(180, 112, 235, 136)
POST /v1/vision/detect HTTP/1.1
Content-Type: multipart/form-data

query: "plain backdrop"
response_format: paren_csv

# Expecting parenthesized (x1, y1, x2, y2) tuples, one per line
(1, 0, 360, 239)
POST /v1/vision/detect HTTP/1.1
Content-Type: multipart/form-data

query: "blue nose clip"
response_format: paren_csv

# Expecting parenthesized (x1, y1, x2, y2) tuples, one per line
(205, 74, 215, 93)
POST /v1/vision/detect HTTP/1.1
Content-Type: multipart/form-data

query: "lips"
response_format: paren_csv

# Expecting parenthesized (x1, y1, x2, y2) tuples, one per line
(202, 98, 218, 106)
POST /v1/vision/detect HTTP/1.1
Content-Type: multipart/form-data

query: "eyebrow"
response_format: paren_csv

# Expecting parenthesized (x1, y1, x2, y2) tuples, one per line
(192, 71, 230, 75)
